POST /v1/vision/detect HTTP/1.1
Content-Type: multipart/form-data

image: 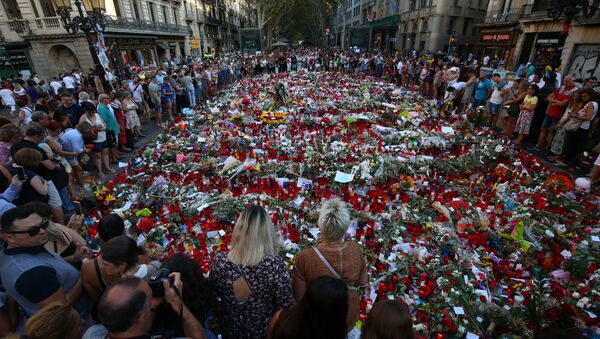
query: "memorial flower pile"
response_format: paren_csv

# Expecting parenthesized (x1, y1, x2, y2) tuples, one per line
(89, 71, 600, 338)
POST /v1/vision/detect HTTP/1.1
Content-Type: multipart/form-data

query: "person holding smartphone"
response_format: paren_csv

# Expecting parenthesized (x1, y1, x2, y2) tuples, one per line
(0, 169, 24, 215)
(8, 148, 49, 206)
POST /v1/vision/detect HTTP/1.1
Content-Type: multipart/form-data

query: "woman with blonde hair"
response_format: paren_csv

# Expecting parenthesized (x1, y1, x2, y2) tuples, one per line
(210, 205, 295, 339)
(292, 198, 368, 337)
(24, 302, 86, 339)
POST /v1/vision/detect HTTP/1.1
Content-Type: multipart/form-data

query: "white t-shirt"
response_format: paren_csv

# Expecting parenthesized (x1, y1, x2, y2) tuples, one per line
(0, 89, 15, 106)
(483, 55, 490, 66)
(50, 81, 62, 94)
(489, 81, 510, 105)
(129, 82, 144, 102)
(63, 76, 75, 89)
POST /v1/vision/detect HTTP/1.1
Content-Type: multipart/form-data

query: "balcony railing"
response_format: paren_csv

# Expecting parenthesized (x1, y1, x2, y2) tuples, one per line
(7, 19, 28, 33)
(475, 8, 523, 24)
(105, 15, 189, 35)
(522, 3, 551, 19)
(206, 16, 224, 26)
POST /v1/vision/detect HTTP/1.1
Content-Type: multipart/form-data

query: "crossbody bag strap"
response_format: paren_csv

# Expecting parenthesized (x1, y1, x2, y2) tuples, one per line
(93, 257, 107, 291)
(313, 247, 358, 291)
(313, 247, 341, 279)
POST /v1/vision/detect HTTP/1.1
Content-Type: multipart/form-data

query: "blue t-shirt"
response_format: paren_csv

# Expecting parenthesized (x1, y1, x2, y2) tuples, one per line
(475, 79, 493, 101)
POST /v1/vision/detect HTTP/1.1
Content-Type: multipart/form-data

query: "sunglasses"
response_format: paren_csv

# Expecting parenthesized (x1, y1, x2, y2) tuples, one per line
(5, 218, 50, 236)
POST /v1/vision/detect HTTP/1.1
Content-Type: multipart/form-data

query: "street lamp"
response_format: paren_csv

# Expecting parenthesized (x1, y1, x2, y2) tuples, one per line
(53, 0, 108, 79)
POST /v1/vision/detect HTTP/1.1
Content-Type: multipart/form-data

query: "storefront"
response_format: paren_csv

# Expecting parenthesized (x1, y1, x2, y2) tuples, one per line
(518, 31, 563, 68)
(370, 14, 400, 52)
(103, 34, 158, 70)
(478, 30, 517, 66)
(0, 43, 34, 79)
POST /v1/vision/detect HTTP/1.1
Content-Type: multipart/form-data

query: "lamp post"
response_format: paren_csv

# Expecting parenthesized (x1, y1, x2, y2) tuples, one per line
(52, 0, 108, 78)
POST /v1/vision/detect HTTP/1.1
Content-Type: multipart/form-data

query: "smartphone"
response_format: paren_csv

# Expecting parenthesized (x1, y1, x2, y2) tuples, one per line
(16, 167, 26, 181)
(73, 201, 82, 215)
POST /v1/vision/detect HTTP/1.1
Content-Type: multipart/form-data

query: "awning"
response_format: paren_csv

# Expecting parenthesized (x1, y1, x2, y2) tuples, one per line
(156, 42, 170, 50)
(370, 14, 401, 28)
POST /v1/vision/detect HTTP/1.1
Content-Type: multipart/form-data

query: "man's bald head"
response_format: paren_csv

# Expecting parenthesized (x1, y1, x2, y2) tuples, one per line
(98, 277, 149, 334)
(564, 75, 574, 87)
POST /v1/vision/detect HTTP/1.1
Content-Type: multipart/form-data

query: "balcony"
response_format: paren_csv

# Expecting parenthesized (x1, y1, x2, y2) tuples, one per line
(185, 11, 195, 22)
(475, 8, 523, 25)
(206, 16, 224, 26)
(521, 3, 552, 20)
(0, 20, 27, 42)
(104, 15, 190, 36)
(31, 17, 67, 34)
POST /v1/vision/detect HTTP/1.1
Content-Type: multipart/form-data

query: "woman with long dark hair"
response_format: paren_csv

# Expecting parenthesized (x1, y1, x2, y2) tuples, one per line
(270, 276, 348, 339)
(361, 300, 414, 339)
(151, 253, 218, 338)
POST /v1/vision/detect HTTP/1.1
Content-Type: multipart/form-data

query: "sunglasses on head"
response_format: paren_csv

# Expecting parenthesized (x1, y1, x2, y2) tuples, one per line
(5, 218, 49, 236)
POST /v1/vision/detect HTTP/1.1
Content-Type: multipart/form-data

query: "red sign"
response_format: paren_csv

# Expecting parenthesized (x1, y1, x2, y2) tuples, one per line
(480, 32, 512, 44)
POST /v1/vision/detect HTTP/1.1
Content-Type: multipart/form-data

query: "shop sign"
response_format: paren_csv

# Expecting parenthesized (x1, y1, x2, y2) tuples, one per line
(567, 44, 600, 80)
(480, 32, 512, 43)
(536, 38, 559, 45)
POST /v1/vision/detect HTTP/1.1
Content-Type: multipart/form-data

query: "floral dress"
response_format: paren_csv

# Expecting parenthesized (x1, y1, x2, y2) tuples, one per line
(515, 94, 538, 135)
(122, 98, 141, 130)
(210, 252, 295, 339)
(550, 106, 575, 155)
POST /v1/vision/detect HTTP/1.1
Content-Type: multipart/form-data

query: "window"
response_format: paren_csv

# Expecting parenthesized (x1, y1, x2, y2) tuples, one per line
(421, 19, 428, 32)
(462, 19, 469, 35)
(162, 5, 168, 23)
(148, 2, 156, 21)
(173, 7, 178, 24)
(113, 0, 122, 17)
(2, 0, 23, 19)
(39, 0, 56, 16)
(132, 0, 141, 19)
(448, 18, 454, 34)
(420, 0, 427, 7)
(453, 0, 459, 6)
(409, 0, 416, 11)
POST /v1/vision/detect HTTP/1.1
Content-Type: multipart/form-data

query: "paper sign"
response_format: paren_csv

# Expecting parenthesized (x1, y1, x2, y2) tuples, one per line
(591, 235, 600, 242)
(466, 333, 479, 339)
(136, 234, 146, 246)
(441, 126, 455, 135)
(197, 137, 207, 143)
(453, 307, 465, 315)
(276, 178, 289, 187)
(560, 250, 572, 259)
(297, 177, 313, 189)
(118, 162, 129, 168)
(586, 311, 597, 319)
(197, 203, 209, 212)
(308, 227, 320, 239)
(334, 171, 355, 183)
(293, 196, 305, 207)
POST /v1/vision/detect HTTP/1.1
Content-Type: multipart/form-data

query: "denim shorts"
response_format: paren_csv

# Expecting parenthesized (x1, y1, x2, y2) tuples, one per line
(487, 102, 501, 115)
(541, 116, 559, 130)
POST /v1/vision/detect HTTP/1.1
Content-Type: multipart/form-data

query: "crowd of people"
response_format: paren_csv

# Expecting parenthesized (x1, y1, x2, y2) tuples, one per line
(0, 199, 414, 339)
(0, 45, 597, 339)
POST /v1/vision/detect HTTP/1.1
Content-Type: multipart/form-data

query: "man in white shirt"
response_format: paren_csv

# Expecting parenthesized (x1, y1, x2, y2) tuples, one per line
(528, 72, 545, 90)
(50, 77, 62, 96)
(62, 73, 76, 94)
(483, 55, 490, 67)
(488, 73, 510, 127)
(0, 85, 16, 113)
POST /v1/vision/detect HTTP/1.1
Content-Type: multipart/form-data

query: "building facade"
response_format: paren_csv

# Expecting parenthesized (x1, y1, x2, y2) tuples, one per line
(334, 0, 489, 55)
(477, 0, 600, 77)
(397, 0, 489, 55)
(0, 0, 255, 80)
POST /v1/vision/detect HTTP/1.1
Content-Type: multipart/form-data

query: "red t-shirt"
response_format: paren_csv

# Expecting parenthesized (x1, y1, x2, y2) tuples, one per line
(547, 85, 577, 119)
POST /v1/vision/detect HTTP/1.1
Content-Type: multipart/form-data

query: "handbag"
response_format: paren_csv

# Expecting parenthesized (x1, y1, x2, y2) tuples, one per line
(563, 117, 584, 132)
